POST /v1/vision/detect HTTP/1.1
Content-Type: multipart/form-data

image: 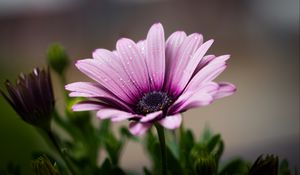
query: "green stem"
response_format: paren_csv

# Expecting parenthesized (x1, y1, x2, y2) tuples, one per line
(46, 130, 78, 175)
(155, 124, 167, 175)
(52, 110, 83, 140)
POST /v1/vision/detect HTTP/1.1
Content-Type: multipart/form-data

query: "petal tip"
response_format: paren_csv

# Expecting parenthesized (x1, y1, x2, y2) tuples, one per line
(149, 22, 164, 33)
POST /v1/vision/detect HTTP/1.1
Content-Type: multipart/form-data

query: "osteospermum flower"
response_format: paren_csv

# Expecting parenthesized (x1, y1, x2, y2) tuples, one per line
(1, 67, 54, 130)
(66, 23, 236, 135)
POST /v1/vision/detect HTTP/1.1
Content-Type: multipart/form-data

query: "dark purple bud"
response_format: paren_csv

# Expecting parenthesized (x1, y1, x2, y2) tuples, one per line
(1, 67, 55, 130)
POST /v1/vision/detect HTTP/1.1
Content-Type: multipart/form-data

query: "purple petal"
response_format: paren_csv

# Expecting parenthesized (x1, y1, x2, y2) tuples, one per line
(116, 38, 150, 92)
(214, 82, 236, 99)
(72, 101, 106, 111)
(96, 109, 134, 121)
(129, 122, 152, 136)
(166, 33, 203, 96)
(177, 40, 214, 91)
(76, 58, 137, 104)
(158, 114, 182, 130)
(140, 111, 162, 123)
(136, 40, 146, 56)
(195, 55, 216, 73)
(93, 49, 142, 98)
(169, 82, 218, 113)
(164, 31, 187, 90)
(145, 23, 165, 90)
(65, 82, 132, 111)
(184, 55, 230, 92)
(66, 82, 111, 98)
(173, 93, 214, 113)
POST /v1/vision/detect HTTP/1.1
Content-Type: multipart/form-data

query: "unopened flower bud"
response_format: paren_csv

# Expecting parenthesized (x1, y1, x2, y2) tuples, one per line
(1, 67, 55, 130)
(47, 44, 69, 75)
(190, 144, 217, 175)
(249, 154, 278, 175)
(31, 155, 60, 175)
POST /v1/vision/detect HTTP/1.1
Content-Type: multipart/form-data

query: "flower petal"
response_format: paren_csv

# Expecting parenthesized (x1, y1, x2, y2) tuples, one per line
(184, 55, 230, 92)
(158, 114, 182, 130)
(116, 38, 150, 92)
(195, 54, 216, 73)
(72, 101, 106, 111)
(66, 82, 110, 98)
(166, 33, 203, 96)
(96, 108, 135, 122)
(65, 82, 132, 111)
(214, 82, 236, 99)
(173, 93, 214, 113)
(169, 82, 218, 114)
(136, 40, 146, 56)
(164, 31, 187, 90)
(177, 40, 214, 91)
(93, 49, 142, 98)
(140, 111, 162, 123)
(76, 58, 137, 104)
(145, 23, 165, 90)
(129, 122, 152, 136)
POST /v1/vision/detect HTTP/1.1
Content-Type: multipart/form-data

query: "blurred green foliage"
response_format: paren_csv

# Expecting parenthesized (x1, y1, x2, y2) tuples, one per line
(142, 126, 296, 175)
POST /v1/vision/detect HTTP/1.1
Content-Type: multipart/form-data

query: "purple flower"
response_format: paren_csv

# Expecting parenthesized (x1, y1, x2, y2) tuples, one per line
(1, 68, 54, 130)
(66, 23, 236, 135)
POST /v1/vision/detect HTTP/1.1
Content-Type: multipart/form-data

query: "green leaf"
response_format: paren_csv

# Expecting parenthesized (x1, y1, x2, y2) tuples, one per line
(100, 158, 126, 175)
(214, 140, 224, 165)
(179, 127, 195, 174)
(112, 167, 126, 175)
(166, 146, 184, 175)
(206, 134, 224, 165)
(6, 162, 21, 175)
(200, 125, 213, 143)
(144, 129, 165, 174)
(119, 127, 138, 141)
(104, 132, 123, 165)
(206, 134, 221, 153)
(52, 110, 84, 142)
(279, 159, 291, 175)
(100, 158, 112, 175)
(98, 120, 111, 139)
(219, 158, 249, 175)
(143, 167, 152, 175)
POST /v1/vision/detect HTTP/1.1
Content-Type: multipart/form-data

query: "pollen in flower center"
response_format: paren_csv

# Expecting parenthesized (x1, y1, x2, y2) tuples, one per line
(136, 91, 173, 115)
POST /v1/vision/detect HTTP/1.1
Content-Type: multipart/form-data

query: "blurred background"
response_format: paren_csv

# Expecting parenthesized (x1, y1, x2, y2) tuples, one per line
(0, 0, 299, 174)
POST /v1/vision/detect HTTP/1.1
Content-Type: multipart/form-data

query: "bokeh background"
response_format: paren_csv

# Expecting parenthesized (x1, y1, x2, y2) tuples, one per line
(0, 0, 299, 174)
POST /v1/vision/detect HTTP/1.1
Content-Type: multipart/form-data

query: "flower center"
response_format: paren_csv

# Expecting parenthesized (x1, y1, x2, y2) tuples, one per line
(136, 91, 173, 115)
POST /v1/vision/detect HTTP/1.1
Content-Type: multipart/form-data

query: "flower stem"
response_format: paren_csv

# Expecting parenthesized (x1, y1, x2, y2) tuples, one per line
(46, 130, 78, 175)
(155, 124, 167, 175)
